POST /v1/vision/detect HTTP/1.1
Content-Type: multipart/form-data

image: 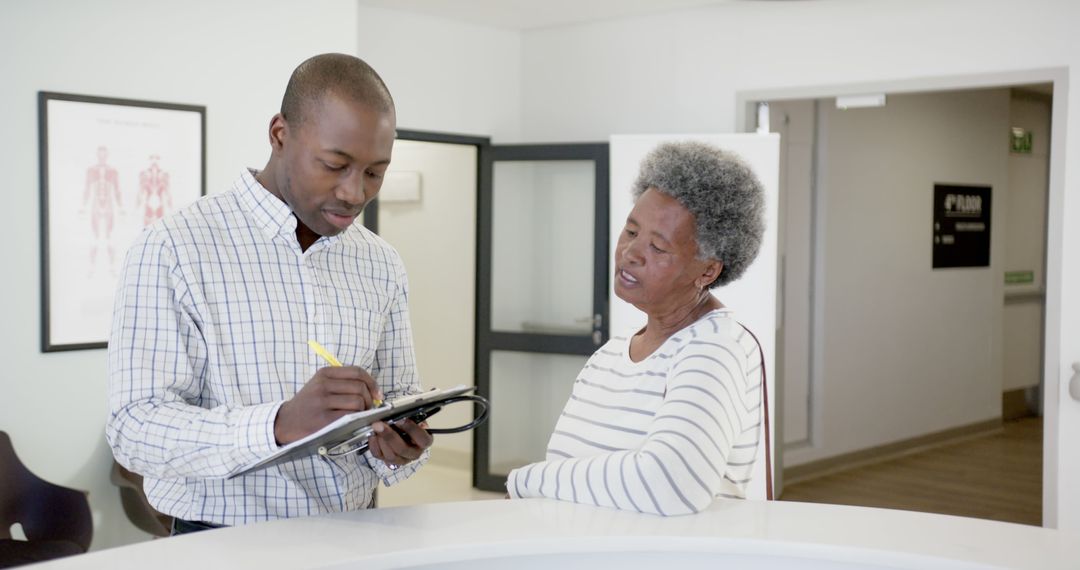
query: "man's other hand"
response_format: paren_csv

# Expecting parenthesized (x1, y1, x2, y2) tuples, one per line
(367, 419, 433, 468)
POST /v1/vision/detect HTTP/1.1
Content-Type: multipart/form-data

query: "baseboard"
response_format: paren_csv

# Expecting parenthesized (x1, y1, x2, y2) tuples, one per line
(1002, 388, 1036, 421)
(783, 418, 1003, 486)
(428, 447, 471, 471)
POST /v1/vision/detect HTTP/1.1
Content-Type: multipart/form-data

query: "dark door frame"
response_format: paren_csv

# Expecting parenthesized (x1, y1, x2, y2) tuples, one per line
(473, 142, 610, 491)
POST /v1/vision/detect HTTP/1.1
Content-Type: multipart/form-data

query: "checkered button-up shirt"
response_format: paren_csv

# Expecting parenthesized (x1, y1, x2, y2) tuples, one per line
(106, 169, 425, 525)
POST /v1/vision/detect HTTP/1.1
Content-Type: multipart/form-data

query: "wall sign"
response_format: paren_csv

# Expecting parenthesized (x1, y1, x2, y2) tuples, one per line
(932, 184, 991, 269)
(1005, 270, 1035, 285)
(1010, 127, 1033, 154)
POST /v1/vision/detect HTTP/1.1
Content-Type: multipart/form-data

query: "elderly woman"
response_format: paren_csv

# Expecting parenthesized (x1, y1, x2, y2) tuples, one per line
(506, 141, 766, 516)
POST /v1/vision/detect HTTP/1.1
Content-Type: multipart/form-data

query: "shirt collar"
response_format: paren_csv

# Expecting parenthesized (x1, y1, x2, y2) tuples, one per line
(235, 169, 349, 250)
(235, 168, 299, 242)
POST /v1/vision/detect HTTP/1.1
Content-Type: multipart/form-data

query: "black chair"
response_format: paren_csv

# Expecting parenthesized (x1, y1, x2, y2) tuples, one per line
(110, 460, 172, 537)
(0, 431, 92, 568)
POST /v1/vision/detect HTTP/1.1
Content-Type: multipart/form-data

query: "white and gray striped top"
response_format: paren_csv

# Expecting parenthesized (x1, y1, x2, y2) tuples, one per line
(506, 308, 761, 516)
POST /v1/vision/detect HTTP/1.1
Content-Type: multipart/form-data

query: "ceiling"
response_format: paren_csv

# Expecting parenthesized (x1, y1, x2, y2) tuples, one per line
(355, 0, 756, 31)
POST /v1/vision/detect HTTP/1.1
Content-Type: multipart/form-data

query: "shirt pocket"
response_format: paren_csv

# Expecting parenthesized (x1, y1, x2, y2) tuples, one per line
(327, 304, 385, 372)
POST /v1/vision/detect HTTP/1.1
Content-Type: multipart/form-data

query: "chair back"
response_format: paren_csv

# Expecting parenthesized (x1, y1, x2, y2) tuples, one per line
(110, 460, 172, 537)
(0, 431, 93, 551)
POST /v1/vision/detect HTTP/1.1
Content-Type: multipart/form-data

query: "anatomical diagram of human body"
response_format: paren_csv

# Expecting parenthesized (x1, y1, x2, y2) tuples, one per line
(81, 146, 124, 277)
(136, 154, 172, 227)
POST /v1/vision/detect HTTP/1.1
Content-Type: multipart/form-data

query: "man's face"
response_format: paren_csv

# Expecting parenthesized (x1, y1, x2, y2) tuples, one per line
(273, 94, 396, 238)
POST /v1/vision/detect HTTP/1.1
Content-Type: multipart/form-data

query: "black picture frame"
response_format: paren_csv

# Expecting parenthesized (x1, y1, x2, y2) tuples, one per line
(39, 92, 206, 352)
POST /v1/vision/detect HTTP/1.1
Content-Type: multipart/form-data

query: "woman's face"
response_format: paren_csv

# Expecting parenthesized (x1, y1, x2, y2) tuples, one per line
(614, 188, 718, 315)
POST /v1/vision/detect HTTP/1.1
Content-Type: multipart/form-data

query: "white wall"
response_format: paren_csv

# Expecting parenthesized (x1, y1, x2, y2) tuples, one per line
(518, 0, 1080, 528)
(1003, 93, 1051, 392)
(375, 140, 477, 462)
(520, 0, 1076, 141)
(355, 6, 522, 142)
(0, 0, 361, 550)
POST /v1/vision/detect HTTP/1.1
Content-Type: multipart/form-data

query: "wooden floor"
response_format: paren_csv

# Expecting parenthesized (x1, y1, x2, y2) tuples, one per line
(780, 417, 1042, 526)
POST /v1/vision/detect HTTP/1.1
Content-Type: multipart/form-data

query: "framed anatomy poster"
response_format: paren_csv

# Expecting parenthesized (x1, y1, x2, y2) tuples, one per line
(38, 91, 206, 351)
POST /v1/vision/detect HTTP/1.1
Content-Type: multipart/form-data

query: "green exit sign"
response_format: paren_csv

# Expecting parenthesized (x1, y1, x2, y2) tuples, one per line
(1005, 270, 1035, 284)
(1010, 127, 1033, 154)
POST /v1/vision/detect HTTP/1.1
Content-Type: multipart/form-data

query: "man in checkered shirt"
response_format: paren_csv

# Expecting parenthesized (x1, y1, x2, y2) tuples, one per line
(106, 53, 432, 534)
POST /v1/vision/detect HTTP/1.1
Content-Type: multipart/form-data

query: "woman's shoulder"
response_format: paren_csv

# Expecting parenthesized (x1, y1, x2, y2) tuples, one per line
(583, 335, 633, 373)
(683, 308, 739, 341)
(671, 309, 757, 360)
(593, 334, 629, 358)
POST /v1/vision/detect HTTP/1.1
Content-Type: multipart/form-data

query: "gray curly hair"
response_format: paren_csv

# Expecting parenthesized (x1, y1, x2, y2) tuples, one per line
(632, 141, 765, 288)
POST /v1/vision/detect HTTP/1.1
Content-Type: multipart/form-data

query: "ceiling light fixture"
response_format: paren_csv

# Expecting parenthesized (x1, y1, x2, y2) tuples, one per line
(835, 93, 887, 110)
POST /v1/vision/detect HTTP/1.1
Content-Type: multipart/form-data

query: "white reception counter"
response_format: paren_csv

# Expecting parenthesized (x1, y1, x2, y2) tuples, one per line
(37, 499, 1079, 569)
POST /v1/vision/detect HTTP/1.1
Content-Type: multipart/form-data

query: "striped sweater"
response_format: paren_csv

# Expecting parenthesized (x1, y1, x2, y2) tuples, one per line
(506, 309, 762, 516)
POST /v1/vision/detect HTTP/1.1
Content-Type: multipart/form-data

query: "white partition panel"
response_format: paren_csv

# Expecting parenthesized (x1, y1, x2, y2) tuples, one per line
(610, 134, 780, 500)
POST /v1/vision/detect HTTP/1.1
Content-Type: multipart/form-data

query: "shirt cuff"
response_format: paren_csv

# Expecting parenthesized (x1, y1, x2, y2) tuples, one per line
(365, 448, 429, 485)
(506, 466, 526, 499)
(234, 401, 285, 458)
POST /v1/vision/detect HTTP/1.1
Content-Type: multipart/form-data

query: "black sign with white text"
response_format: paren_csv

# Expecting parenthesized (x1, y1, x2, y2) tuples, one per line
(933, 184, 991, 269)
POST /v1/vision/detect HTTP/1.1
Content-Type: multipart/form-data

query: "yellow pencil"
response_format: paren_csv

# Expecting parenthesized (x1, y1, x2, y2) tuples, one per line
(307, 340, 382, 406)
(307, 339, 343, 367)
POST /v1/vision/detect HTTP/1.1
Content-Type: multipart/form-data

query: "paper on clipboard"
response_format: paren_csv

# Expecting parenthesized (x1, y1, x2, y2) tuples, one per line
(227, 385, 480, 479)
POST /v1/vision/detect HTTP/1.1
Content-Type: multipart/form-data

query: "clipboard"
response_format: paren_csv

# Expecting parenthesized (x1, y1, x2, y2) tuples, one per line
(228, 385, 489, 479)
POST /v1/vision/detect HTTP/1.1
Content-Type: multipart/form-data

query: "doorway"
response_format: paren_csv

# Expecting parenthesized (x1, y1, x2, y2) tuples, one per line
(743, 80, 1056, 525)
(365, 130, 489, 474)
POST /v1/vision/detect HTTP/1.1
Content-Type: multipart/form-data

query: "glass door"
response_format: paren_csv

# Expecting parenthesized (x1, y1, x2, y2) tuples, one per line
(473, 143, 609, 491)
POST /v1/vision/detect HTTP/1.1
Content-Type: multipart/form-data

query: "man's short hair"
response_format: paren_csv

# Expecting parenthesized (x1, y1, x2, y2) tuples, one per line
(280, 53, 394, 126)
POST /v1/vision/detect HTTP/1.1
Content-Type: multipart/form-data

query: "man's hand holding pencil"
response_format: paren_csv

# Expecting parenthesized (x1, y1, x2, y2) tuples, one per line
(272, 340, 433, 468)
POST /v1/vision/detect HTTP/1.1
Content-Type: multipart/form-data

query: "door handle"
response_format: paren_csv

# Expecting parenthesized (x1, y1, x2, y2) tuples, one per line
(1070, 363, 1080, 402)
